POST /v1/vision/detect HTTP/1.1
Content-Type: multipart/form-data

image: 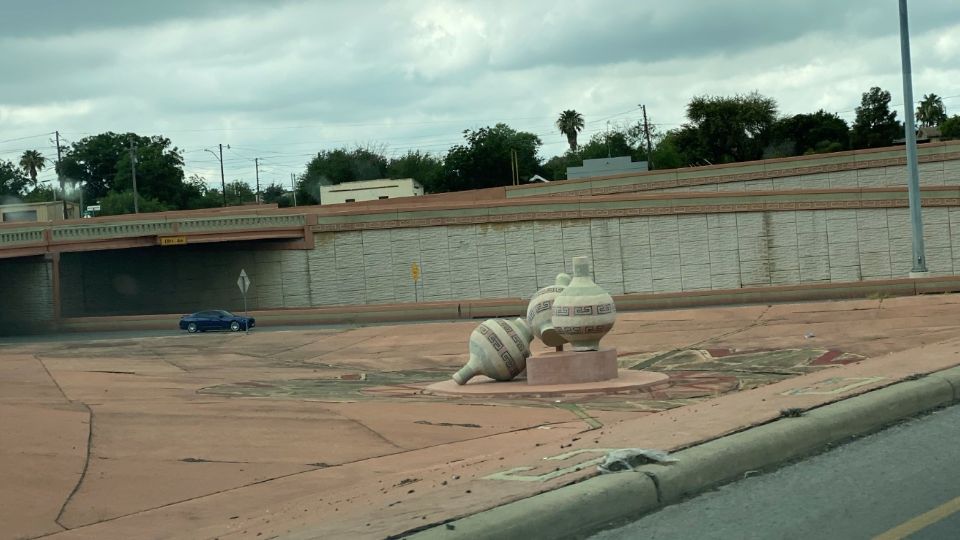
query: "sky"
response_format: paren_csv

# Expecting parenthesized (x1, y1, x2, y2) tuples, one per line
(1, 0, 959, 192)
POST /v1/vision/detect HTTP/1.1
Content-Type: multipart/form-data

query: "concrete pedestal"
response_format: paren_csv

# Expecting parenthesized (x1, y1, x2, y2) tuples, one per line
(525, 347, 618, 386)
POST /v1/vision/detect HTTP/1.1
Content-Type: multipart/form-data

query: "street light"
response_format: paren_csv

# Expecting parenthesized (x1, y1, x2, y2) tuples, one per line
(204, 144, 229, 207)
(899, 0, 927, 275)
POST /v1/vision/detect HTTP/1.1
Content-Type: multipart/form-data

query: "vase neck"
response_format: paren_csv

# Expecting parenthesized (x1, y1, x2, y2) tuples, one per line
(572, 256, 590, 278)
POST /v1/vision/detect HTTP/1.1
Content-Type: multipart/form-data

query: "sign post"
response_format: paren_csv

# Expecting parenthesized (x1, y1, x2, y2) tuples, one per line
(411, 262, 421, 303)
(237, 269, 251, 333)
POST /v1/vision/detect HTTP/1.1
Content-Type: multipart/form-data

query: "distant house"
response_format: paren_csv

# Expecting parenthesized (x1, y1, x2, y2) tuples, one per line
(894, 126, 942, 145)
(566, 156, 649, 180)
(320, 178, 424, 205)
(0, 201, 80, 222)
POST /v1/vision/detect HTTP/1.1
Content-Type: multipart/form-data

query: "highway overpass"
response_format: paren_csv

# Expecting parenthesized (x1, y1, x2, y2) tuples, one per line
(2, 140, 960, 335)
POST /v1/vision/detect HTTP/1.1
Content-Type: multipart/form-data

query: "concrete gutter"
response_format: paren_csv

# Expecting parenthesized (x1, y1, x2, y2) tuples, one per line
(405, 366, 960, 540)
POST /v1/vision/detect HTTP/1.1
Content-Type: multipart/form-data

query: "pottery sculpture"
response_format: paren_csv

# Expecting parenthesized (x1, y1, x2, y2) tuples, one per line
(452, 318, 534, 385)
(551, 256, 616, 351)
(526, 273, 572, 347)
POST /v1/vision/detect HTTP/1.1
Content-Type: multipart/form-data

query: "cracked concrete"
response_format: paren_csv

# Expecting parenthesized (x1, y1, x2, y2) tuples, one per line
(2, 295, 960, 539)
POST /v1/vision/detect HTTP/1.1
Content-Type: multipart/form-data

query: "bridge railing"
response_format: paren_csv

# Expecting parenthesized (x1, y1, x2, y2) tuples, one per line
(177, 214, 305, 232)
(0, 213, 308, 250)
(51, 221, 176, 241)
(0, 227, 46, 246)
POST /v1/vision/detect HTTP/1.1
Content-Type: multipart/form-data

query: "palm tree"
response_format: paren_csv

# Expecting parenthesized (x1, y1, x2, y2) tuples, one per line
(19, 149, 46, 189)
(916, 93, 947, 128)
(556, 110, 585, 152)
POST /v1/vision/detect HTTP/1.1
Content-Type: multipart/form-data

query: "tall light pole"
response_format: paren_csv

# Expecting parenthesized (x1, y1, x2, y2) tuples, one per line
(204, 145, 228, 207)
(899, 0, 927, 275)
(640, 104, 653, 170)
(129, 140, 139, 214)
(56, 130, 66, 219)
(254, 157, 261, 204)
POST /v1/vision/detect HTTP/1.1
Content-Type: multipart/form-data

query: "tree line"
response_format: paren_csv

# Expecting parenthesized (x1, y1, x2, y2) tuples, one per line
(2, 87, 957, 214)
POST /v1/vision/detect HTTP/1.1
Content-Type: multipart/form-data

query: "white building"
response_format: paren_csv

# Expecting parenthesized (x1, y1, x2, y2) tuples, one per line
(0, 200, 81, 222)
(320, 178, 424, 204)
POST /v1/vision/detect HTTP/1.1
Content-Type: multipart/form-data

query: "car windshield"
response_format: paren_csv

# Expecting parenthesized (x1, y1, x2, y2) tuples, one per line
(218, 310, 235, 317)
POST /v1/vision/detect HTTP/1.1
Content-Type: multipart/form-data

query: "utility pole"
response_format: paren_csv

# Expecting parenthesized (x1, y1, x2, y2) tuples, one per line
(129, 140, 139, 214)
(219, 143, 226, 207)
(641, 104, 653, 170)
(56, 130, 66, 219)
(606, 120, 611, 158)
(899, 0, 927, 275)
(254, 158, 261, 204)
(291, 173, 297, 206)
(515, 150, 520, 184)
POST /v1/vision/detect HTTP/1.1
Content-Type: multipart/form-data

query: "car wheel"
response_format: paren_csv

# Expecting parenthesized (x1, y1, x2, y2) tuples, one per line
(230, 321, 241, 332)
(187, 322, 198, 333)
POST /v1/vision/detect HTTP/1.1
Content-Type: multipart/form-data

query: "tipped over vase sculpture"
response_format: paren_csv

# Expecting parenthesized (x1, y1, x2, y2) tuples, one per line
(551, 256, 616, 351)
(452, 318, 533, 385)
(526, 273, 572, 347)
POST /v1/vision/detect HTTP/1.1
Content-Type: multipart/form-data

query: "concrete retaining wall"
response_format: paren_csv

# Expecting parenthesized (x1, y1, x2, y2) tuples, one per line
(58, 206, 960, 317)
(0, 256, 53, 331)
(652, 160, 960, 193)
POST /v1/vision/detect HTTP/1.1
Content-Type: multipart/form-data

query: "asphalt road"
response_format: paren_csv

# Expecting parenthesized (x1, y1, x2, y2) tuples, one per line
(591, 404, 960, 540)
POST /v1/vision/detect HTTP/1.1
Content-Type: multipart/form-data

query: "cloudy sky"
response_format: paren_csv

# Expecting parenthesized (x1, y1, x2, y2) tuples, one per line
(1, 0, 959, 191)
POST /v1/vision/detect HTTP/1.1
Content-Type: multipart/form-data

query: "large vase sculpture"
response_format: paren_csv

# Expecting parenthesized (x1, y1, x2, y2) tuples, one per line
(551, 256, 616, 351)
(526, 273, 572, 347)
(452, 318, 534, 385)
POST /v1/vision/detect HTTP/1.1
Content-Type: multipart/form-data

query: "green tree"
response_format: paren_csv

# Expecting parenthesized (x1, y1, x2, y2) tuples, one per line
(650, 130, 688, 169)
(442, 123, 542, 191)
(679, 92, 778, 164)
(542, 152, 581, 181)
(556, 110, 585, 152)
(387, 150, 445, 193)
(18, 150, 46, 189)
(940, 115, 960, 138)
(916, 93, 947, 128)
(112, 136, 187, 207)
(769, 110, 849, 157)
(850, 87, 901, 149)
(178, 174, 217, 210)
(579, 130, 635, 161)
(298, 146, 390, 204)
(98, 190, 170, 216)
(262, 183, 291, 207)
(0, 160, 29, 200)
(219, 181, 255, 206)
(59, 132, 133, 197)
(59, 132, 192, 213)
(22, 184, 56, 203)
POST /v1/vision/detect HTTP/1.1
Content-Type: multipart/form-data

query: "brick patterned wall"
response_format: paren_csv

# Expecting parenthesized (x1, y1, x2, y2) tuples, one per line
(642, 158, 960, 194)
(0, 257, 53, 331)
(53, 205, 960, 318)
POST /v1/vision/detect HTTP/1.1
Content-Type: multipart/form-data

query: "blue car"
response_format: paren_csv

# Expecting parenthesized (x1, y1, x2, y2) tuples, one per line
(179, 310, 255, 333)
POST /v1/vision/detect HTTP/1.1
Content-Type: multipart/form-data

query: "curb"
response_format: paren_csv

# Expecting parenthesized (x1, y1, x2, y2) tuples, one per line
(404, 366, 960, 540)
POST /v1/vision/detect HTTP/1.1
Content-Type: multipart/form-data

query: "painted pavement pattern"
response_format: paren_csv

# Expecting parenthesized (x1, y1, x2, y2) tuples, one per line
(2, 295, 960, 539)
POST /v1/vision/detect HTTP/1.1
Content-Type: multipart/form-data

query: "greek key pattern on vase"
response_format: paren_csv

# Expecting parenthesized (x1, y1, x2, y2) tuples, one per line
(554, 323, 614, 335)
(555, 303, 615, 317)
(477, 323, 520, 373)
(527, 300, 553, 324)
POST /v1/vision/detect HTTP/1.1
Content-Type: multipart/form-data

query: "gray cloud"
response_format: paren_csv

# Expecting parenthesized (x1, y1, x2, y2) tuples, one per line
(1, 0, 959, 188)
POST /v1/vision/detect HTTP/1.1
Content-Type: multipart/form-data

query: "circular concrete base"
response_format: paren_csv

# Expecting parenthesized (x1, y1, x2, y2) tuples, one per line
(424, 370, 669, 397)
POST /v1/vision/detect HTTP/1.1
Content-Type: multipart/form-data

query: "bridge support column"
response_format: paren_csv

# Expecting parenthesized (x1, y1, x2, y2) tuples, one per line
(45, 252, 62, 328)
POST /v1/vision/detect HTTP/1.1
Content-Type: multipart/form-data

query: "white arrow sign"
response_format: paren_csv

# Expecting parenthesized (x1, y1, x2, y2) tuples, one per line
(237, 269, 250, 294)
